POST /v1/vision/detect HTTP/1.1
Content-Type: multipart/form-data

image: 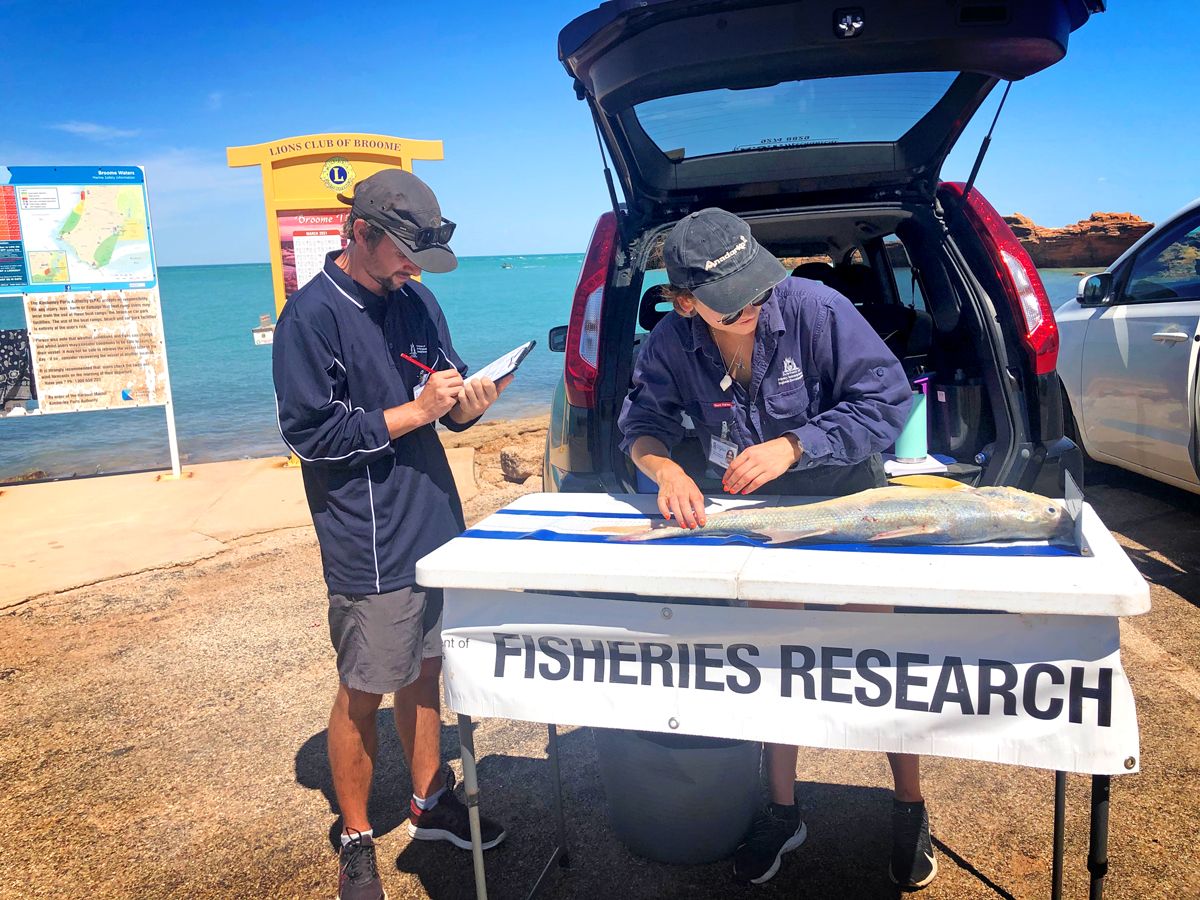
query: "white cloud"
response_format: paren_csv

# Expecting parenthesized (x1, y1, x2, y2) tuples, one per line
(136, 148, 269, 265)
(139, 147, 260, 200)
(206, 92, 223, 111)
(49, 121, 140, 140)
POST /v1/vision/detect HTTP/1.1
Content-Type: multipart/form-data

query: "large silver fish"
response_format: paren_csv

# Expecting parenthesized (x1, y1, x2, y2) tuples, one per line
(604, 485, 1072, 546)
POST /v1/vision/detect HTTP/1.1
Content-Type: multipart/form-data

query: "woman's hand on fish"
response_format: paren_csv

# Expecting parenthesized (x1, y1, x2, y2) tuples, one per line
(723, 436, 801, 494)
(656, 466, 707, 529)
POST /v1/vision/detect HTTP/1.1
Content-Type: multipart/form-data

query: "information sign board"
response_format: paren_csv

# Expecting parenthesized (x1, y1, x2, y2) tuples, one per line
(0, 167, 157, 294)
(277, 209, 347, 297)
(0, 164, 180, 476)
(23, 289, 170, 412)
(227, 134, 443, 315)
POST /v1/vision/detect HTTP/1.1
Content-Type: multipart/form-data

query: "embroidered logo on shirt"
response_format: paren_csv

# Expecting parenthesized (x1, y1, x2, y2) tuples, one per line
(713, 401, 733, 408)
(703, 236, 748, 271)
(778, 356, 804, 386)
(410, 342, 428, 358)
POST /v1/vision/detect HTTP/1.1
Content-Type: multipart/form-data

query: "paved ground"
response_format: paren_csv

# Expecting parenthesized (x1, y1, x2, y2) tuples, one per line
(0, 415, 551, 608)
(0, 457, 312, 607)
(1, 458, 1198, 899)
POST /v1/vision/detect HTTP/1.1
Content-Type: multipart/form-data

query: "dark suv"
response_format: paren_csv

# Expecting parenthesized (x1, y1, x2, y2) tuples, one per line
(545, 0, 1098, 498)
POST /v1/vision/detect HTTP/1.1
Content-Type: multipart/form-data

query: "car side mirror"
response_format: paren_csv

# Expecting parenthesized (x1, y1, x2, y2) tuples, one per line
(1077, 273, 1113, 306)
(548, 325, 568, 352)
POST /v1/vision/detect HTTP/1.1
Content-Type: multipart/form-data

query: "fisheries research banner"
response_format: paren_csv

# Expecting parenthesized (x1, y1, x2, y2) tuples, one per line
(440, 591, 1139, 776)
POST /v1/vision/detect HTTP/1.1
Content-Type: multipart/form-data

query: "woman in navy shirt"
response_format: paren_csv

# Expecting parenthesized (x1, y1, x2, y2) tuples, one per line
(618, 208, 935, 890)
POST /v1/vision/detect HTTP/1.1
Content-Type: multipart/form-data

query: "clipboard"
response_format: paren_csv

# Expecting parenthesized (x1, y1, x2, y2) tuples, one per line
(470, 340, 536, 384)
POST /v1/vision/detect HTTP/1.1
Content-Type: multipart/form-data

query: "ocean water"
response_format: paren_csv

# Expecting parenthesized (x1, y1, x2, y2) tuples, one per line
(0, 255, 586, 479)
(0, 261, 1096, 480)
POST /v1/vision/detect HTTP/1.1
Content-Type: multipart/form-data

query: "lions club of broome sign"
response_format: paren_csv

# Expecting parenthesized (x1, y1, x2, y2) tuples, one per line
(227, 134, 444, 315)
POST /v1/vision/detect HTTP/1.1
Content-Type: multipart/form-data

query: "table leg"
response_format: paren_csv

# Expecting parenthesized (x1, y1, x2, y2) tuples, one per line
(1087, 775, 1110, 900)
(1051, 771, 1066, 900)
(457, 714, 488, 900)
(526, 723, 570, 899)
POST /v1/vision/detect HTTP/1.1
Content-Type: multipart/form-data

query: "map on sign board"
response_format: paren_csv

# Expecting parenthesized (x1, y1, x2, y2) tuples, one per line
(0, 167, 158, 293)
(23, 289, 170, 412)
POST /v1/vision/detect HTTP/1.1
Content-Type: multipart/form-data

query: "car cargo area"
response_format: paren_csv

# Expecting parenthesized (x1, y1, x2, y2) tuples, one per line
(613, 204, 1012, 493)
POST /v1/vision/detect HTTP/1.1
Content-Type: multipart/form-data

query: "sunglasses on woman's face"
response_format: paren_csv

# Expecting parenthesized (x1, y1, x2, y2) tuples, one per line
(718, 289, 772, 326)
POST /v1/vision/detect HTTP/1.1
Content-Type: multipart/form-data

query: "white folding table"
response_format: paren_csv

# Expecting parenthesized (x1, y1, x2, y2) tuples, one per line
(416, 492, 1149, 900)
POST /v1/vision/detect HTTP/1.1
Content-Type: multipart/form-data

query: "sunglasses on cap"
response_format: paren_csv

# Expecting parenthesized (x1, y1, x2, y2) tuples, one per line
(389, 217, 456, 251)
(718, 288, 772, 326)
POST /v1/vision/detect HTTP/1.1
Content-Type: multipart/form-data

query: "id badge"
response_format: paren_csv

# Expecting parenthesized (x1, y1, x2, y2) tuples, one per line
(709, 437, 738, 470)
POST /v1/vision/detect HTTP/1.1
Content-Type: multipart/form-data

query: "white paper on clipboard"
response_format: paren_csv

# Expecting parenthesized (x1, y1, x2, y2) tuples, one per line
(470, 340, 536, 384)
(413, 341, 535, 399)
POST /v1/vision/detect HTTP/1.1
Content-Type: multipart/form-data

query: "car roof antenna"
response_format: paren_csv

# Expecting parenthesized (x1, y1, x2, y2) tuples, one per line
(589, 105, 627, 250)
(960, 80, 1012, 207)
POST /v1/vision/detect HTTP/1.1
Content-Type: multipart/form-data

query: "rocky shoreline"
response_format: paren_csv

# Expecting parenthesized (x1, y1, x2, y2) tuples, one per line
(1003, 211, 1153, 268)
(438, 413, 550, 525)
(646, 211, 1153, 273)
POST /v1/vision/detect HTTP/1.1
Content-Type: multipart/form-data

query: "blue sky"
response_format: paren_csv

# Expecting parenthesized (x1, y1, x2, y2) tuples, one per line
(2, 1, 1195, 266)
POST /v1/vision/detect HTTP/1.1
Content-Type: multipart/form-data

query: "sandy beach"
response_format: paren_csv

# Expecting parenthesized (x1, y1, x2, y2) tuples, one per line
(2, 425, 1199, 899)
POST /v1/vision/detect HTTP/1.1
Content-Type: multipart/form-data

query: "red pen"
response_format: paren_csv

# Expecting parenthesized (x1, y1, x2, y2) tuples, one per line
(400, 353, 436, 374)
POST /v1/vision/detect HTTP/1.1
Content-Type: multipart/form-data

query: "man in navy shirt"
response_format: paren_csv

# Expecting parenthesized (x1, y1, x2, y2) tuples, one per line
(273, 170, 508, 900)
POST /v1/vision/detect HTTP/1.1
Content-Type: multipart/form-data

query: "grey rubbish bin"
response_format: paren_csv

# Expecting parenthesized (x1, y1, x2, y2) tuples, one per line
(592, 728, 762, 865)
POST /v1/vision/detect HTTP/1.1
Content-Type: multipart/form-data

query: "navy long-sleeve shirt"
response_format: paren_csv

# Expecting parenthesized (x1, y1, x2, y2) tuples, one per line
(273, 252, 475, 594)
(618, 277, 911, 474)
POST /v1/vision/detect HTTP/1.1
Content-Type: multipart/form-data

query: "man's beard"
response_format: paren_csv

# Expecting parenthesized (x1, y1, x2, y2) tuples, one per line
(376, 272, 411, 292)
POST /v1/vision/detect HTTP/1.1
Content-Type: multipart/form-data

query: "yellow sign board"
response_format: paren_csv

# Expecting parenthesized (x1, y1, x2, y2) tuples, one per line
(227, 133, 443, 315)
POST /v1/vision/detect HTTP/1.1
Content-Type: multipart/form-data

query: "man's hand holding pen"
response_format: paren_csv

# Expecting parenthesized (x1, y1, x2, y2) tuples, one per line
(414, 367, 466, 423)
(399, 353, 513, 426)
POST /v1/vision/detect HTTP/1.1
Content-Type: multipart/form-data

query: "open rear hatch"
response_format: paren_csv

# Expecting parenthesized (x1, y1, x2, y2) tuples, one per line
(560, 0, 1100, 224)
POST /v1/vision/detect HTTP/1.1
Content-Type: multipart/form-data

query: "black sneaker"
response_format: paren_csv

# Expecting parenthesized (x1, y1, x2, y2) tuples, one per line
(733, 802, 808, 884)
(890, 800, 938, 891)
(338, 831, 386, 900)
(407, 770, 507, 850)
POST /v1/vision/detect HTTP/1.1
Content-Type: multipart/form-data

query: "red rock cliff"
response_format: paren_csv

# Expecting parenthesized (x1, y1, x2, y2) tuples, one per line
(1003, 212, 1154, 269)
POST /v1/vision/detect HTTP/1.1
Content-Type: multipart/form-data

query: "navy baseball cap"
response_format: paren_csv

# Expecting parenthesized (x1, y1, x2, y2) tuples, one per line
(663, 208, 786, 315)
(337, 169, 458, 274)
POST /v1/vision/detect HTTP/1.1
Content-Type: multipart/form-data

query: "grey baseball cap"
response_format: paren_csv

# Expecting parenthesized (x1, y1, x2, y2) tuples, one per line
(337, 169, 458, 274)
(663, 208, 786, 315)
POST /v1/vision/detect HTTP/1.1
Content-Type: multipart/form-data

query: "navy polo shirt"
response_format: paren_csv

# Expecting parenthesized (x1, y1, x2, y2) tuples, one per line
(619, 277, 912, 472)
(272, 252, 476, 595)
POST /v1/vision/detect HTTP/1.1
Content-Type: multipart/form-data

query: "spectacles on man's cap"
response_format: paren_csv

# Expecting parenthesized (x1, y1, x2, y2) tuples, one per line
(718, 288, 772, 326)
(387, 217, 455, 251)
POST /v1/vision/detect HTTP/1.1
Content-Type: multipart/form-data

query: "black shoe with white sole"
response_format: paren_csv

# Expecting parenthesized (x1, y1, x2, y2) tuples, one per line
(890, 800, 938, 891)
(732, 802, 808, 884)
(408, 770, 507, 851)
(338, 831, 386, 900)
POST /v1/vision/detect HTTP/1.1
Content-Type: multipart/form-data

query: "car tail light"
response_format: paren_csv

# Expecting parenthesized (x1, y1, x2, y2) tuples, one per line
(941, 182, 1059, 376)
(564, 212, 618, 407)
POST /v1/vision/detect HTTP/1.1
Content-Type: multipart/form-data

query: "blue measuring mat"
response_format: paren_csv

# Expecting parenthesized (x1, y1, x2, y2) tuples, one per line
(462, 513, 1079, 557)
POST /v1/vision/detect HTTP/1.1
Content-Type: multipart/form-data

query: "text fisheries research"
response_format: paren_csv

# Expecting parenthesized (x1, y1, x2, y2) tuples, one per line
(492, 634, 1116, 727)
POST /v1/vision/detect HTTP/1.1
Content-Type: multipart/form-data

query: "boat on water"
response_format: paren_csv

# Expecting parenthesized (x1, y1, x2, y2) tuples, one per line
(501, 262, 514, 268)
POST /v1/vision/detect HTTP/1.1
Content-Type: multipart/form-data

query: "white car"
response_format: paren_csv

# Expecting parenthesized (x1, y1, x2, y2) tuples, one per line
(1056, 198, 1200, 494)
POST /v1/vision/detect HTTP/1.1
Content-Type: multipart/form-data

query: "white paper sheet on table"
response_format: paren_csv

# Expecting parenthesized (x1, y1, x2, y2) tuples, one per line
(883, 454, 950, 475)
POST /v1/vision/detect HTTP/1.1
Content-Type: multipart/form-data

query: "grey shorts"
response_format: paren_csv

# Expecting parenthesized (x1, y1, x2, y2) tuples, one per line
(328, 585, 444, 695)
